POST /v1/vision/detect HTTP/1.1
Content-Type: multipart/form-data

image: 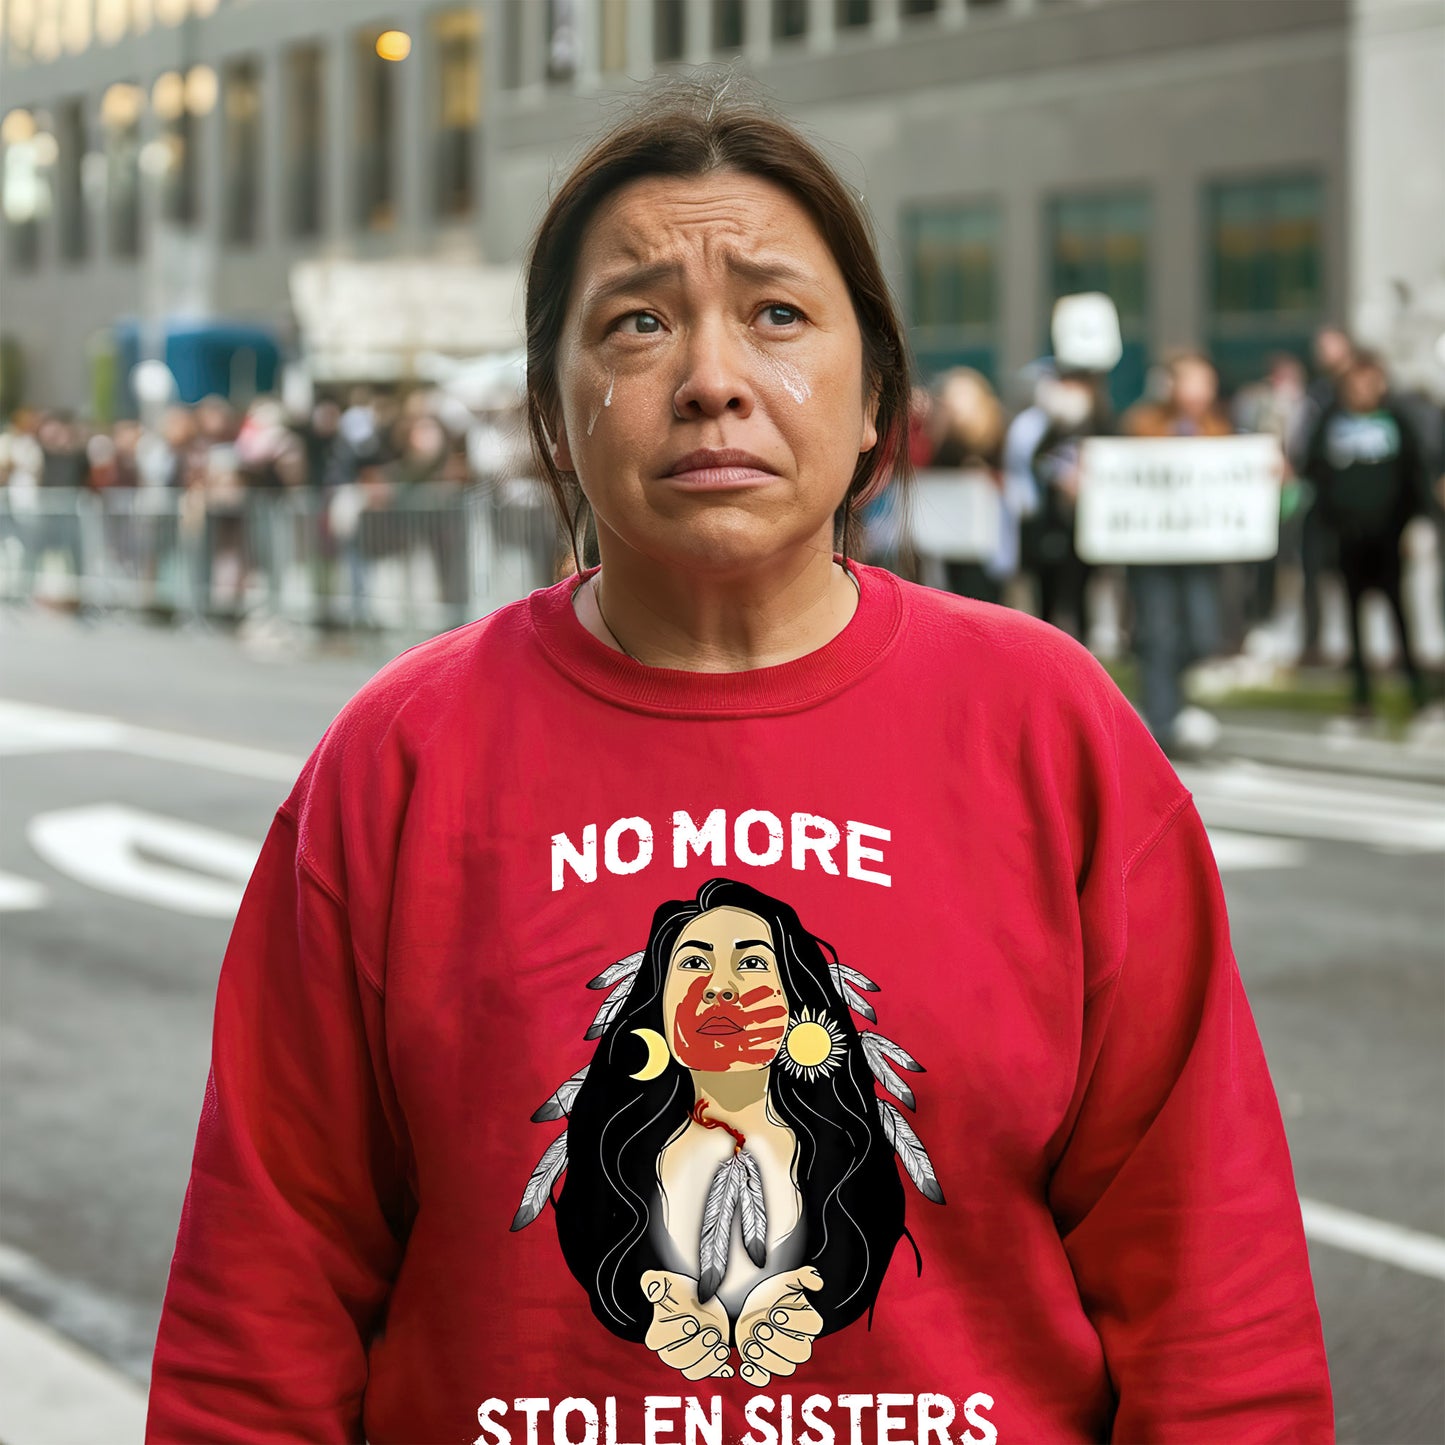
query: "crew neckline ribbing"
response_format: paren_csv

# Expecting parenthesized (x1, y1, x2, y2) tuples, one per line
(527, 555, 904, 718)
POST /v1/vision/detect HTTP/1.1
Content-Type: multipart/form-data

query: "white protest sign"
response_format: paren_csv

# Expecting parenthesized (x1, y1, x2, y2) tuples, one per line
(908, 469, 1002, 562)
(1052, 293, 1123, 373)
(1075, 435, 1282, 564)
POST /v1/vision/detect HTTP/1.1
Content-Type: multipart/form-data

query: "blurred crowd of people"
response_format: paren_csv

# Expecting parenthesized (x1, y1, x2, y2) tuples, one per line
(3, 328, 1443, 751)
(0, 384, 533, 628)
(867, 328, 1445, 754)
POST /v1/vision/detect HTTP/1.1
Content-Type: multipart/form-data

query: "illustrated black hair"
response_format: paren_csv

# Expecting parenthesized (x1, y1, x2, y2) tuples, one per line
(553, 877, 906, 1343)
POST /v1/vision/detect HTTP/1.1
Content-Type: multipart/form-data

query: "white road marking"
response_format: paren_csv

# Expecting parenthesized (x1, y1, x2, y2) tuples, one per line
(1299, 1197, 1445, 1281)
(0, 1296, 146, 1445)
(0, 699, 303, 781)
(1181, 759, 1445, 852)
(1207, 829, 1308, 872)
(28, 805, 260, 918)
(0, 870, 49, 911)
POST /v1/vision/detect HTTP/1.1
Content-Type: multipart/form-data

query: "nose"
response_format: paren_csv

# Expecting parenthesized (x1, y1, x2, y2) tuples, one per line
(703, 986, 737, 1003)
(673, 319, 755, 420)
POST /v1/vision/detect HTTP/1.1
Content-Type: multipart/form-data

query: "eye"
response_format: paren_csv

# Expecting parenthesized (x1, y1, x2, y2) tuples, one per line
(736, 954, 772, 972)
(616, 311, 662, 335)
(758, 304, 802, 328)
(676, 955, 712, 972)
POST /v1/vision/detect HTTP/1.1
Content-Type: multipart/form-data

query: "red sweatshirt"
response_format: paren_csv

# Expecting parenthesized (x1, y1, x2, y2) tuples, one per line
(147, 558, 1333, 1445)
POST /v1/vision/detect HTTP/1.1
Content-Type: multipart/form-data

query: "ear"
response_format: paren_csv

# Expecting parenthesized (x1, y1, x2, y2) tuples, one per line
(552, 416, 574, 473)
(859, 382, 881, 455)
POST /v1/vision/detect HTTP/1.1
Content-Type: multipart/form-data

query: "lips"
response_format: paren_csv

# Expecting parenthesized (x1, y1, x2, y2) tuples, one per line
(662, 447, 780, 490)
(694, 1015, 745, 1037)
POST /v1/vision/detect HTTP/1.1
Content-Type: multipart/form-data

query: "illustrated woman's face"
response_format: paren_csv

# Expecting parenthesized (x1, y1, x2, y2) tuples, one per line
(662, 906, 790, 1073)
(550, 170, 879, 574)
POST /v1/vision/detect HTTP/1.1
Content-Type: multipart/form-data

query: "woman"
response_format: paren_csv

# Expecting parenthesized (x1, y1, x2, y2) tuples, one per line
(926, 367, 1007, 604)
(146, 81, 1333, 1443)
(515, 877, 935, 1387)
(1121, 351, 1235, 753)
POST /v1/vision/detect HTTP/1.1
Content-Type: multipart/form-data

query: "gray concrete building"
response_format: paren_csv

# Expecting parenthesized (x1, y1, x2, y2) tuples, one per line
(2, 0, 1442, 414)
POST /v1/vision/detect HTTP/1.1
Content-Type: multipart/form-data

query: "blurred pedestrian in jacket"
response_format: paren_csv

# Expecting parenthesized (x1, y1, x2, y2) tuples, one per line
(1301, 350, 1432, 715)
(1019, 366, 1111, 640)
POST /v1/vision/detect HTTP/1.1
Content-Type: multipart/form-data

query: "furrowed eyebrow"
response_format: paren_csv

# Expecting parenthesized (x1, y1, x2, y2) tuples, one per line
(723, 256, 818, 291)
(580, 262, 682, 314)
(580, 254, 818, 315)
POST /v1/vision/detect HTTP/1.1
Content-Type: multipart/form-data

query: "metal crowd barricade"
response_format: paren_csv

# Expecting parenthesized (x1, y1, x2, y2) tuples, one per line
(0, 480, 564, 635)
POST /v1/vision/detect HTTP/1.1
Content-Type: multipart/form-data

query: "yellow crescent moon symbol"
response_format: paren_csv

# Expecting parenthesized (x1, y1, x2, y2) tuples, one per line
(630, 1028, 671, 1081)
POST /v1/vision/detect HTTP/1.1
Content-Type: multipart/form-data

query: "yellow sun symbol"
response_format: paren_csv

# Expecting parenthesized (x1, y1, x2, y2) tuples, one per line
(781, 1007, 846, 1080)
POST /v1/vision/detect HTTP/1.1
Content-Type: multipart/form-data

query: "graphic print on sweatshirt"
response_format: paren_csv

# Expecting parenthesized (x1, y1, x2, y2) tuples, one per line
(510, 876, 945, 1389)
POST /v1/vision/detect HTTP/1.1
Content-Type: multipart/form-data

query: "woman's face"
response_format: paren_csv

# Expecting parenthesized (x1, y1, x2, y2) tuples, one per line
(551, 171, 879, 572)
(662, 906, 790, 1074)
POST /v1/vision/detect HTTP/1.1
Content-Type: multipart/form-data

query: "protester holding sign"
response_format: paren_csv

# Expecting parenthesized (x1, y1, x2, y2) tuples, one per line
(1120, 351, 1234, 754)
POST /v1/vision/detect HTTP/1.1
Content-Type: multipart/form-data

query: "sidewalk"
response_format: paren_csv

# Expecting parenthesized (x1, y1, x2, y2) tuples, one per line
(1212, 710, 1445, 785)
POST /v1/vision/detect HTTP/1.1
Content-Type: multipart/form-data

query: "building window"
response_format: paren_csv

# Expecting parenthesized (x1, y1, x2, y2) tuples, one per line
(222, 57, 261, 245)
(902, 0, 938, 18)
(57, 97, 88, 262)
(151, 71, 198, 227)
(286, 44, 324, 239)
(600, 0, 629, 72)
(547, 0, 577, 82)
(904, 200, 1000, 383)
(712, 0, 743, 52)
(1046, 190, 1151, 409)
(434, 9, 479, 219)
(1206, 173, 1323, 389)
(100, 82, 143, 259)
(773, 0, 808, 42)
(355, 28, 398, 230)
(837, 0, 872, 27)
(655, 0, 684, 63)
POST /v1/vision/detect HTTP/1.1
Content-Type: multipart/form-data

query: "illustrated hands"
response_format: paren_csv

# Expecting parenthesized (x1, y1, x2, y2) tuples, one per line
(640, 1270, 735, 1381)
(733, 1266, 825, 1388)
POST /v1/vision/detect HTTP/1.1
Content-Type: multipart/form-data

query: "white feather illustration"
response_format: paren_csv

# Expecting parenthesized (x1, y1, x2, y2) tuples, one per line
(510, 1129, 569, 1231)
(587, 951, 644, 991)
(530, 1066, 589, 1122)
(584, 970, 637, 1040)
(860, 1034, 917, 1110)
(877, 1100, 945, 1205)
(840, 981, 877, 1023)
(735, 1148, 768, 1267)
(832, 962, 881, 994)
(697, 1153, 744, 1301)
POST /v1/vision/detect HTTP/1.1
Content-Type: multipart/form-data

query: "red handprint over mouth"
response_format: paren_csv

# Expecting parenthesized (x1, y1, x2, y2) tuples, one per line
(671, 974, 788, 1071)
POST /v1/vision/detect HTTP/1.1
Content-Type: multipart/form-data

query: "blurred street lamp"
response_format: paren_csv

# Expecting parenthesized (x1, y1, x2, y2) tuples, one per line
(376, 30, 412, 62)
(2, 109, 37, 146)
(184, 65, 218, 117)
(152, 71, 186, 123)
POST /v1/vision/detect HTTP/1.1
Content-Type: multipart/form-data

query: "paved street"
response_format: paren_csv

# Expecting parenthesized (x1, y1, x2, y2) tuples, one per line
(1, 607, 1441, 1445)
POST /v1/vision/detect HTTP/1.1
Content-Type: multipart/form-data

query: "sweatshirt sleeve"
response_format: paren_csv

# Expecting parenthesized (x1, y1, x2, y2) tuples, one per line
(146, 802, 411, 1444)
(1048, 795, 1335, 1444)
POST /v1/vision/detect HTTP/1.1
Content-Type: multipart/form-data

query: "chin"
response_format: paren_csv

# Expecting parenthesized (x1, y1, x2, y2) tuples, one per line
(639, 519, 826, 571)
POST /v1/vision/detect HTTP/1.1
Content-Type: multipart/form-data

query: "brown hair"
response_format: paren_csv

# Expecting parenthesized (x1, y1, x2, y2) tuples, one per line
(523, 75, 913, 576)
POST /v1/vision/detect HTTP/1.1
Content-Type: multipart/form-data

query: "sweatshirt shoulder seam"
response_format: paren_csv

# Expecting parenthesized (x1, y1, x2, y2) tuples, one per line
(1122, 790, 1193, 881)
(1082, 791, 1194, 1005)
(282, 803, 386, 999)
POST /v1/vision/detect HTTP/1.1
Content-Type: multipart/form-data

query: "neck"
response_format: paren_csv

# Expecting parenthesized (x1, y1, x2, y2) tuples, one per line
(694, 1068, 770, 1118)
(573, 520, 860, 672)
